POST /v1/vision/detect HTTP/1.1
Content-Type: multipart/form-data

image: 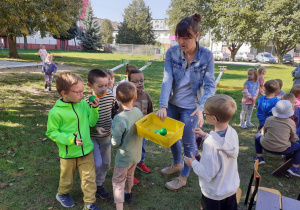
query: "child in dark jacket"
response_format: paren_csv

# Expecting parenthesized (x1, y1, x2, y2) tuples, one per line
(42, 54, 57, 91)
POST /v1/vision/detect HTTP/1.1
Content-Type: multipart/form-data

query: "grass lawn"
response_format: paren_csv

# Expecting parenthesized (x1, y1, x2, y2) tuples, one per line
(0, 49, 299, 210)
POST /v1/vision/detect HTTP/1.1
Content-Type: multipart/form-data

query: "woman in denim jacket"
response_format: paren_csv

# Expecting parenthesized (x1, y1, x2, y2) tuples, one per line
(156, 14, 216, 191)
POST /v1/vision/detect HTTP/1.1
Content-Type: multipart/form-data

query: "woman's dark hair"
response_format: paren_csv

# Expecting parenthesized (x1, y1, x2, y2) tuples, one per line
(175, 13, 201, 38)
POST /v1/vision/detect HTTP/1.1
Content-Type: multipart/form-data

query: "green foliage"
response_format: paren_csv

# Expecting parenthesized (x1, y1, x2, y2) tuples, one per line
(0, 0, 82, 58)
(117, 0, 155, 44)
(52, 22, 78, 41)
(79, 3, 102, 51)
(100, 19, 114, 44)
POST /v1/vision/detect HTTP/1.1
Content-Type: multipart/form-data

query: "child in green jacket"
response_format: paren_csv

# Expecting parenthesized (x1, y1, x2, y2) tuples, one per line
(46, 72, 101, 210)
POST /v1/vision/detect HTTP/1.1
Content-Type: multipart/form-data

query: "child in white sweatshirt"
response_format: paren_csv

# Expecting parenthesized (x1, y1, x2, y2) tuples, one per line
(184, 94, 240, 210)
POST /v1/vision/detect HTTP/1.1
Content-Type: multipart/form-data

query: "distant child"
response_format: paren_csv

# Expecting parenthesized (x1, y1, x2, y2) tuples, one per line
(291, 84, 300, 108)
(256, 79, 280, 131)
(86, 69, 117, 200)
(254, 100, 300, 177)
(106, 69, 119, 119)
(184, 94, 240, 210)
(106, 69, 117, 96)
(42, 54, 57, 91)
(240, 68, 259, 128)
(292, 64, 300, 85)
(111, 82, 143, 210)
(282, 93, 299, 127)
(128, 69, 153, 184)
(38, 44, 48, 64)
(275, 79, 286, 99)
(46, 72, 101, 210)
(258, 67, 267, 96)
(123, 64, 137, 82)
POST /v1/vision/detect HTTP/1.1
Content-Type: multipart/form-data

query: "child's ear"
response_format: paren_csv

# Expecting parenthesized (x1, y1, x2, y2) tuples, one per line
(133, 95, 137, 101)
(61, 90, 67, 97)
(87, 82, 92, 89)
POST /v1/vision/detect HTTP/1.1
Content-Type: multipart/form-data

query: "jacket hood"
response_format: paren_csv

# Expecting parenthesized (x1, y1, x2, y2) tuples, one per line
(54, 99, 76, 107)
(208, 125, 239, 158)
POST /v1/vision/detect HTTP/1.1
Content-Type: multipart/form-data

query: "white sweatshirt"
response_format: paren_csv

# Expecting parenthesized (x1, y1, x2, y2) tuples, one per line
(191, 125, 240, 200)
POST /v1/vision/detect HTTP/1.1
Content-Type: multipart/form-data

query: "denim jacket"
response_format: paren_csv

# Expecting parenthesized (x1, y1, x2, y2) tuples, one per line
(159, 42, 216, 111)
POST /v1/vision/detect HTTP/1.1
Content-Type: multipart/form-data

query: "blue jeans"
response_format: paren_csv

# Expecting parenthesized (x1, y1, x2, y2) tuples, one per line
(168, 103, 198, 177)
(255, 133, 300, 165)
(138, 138, 146, 164)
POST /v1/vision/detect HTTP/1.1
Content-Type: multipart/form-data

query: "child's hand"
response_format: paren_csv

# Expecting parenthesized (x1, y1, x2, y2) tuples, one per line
(91, 97, 100, 108)
(74, 132, 83, 145)
(193, 128, 206, 137)
(51, 73, 54, 75)
(96, 127, 108, 136)
(42, 73, 45, 75)
(184, 152, 196, 167)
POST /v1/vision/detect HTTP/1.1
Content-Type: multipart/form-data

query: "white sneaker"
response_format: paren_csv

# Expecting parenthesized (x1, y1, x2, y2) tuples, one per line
(239, 122, 247, 129)
(246, 121, 255, 127)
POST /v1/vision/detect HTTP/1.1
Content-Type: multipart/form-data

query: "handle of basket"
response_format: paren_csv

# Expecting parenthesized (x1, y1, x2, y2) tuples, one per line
(141, 119, 148, 124)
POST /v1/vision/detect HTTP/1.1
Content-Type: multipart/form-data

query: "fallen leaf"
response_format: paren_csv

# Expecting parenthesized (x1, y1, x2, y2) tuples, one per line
(18, 167, 24, 170)
(1, 137, 4, 140)
(154, 167, 160, 171)
(0, 154, 7, 158)
(284, 189, 290, 193)
(11, 147, 17, 151)
(239, 142, 245, 146)
(48, 207, 53, 210)
(21, 131, 25, 134)
(9, 183, 13, 187)
(6, 160, 14, 164)
(0, 183, 7, 189)
(43, 138, 47, 141)
(278, 182, 283, 187)
(20, 185, 27, 189)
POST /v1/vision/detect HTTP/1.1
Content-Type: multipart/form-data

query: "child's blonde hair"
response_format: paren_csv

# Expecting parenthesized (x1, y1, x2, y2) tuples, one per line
(258, 67, 266, 75)
(291, 84, 300, 98)
(264, 79, 279, 94)
(248, 68, 258, 81)
(45, 53, 53, 62)
(204, 94, 237, 123)
(282, 93, 296, 104)
(116, 82, 137, 104)
(106, 69, 115, 77)
(275, 79, 283, 89)
(56, 72, 83, 95)
(125, 64, 137, 74)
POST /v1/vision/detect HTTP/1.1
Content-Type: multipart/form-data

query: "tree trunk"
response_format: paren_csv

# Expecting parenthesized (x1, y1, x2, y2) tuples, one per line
(23, 34, 28, 50)
(228, 43, 243, 62)
(8, 35, 20, 58)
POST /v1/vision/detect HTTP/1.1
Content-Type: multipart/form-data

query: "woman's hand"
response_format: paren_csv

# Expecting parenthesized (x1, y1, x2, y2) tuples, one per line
(156, 107, 167, 122)
(190, 108, 203, 127)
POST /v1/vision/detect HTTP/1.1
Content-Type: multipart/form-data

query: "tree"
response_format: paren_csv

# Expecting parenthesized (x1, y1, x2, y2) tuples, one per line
(167, 0, 258, 61)
(254, 0, 300, 63)
(100, 19, 114, 44)
(53, 23, 79, 50)
(0, 0, 82, 58)
(120, 0, 155, 44)
(79, 4, 101, 50)
(116, 22, 143, 44)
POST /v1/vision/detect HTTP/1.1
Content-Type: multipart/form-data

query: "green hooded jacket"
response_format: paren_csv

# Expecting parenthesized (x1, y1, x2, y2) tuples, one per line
(46, 99, 99, 158)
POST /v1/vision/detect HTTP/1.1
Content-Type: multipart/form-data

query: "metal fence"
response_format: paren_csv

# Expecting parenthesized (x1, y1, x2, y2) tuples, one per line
(110, 44, 161, 56)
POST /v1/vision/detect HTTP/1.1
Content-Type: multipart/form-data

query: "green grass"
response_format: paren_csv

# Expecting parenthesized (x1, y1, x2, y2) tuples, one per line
(0, 50, 299, 210)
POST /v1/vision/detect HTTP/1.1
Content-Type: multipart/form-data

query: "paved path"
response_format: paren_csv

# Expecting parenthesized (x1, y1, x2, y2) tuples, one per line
(0, 60, 42, 69)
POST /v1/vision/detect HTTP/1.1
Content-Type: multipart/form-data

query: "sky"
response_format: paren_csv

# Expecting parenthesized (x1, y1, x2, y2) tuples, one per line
(89, 0, 171, 22)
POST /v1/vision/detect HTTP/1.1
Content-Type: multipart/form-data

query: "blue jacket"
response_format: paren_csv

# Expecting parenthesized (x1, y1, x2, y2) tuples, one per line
(159, 42, 216, 111)
(256, 96, 279, 126)
(42, 61, 58, 75)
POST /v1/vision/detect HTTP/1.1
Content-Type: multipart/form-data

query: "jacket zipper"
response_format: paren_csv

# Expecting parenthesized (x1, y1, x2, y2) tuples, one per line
(72, 103, 85, 156)
(66, 145, 68, 155)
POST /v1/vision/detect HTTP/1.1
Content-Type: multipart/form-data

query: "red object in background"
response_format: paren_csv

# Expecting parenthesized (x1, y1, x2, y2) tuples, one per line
(66, 0, 70, 5)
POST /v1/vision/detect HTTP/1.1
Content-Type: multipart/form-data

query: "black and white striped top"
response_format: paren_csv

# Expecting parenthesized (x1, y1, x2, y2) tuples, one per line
(85, 91, 116, 140)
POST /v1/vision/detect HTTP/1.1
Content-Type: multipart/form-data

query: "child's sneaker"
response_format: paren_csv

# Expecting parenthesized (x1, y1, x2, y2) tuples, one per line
(56, 193, 75, 208)
(246, 121, 255, 127)
(133, 177, 139, 185)
(288, 166, 300, 177)
(49, 87, 52, 91)
(239, 122, 247, 129)
(83, 203, 101, 210)
(124, 192, 133, 203)
(96, 185, 110, 199)
(44, 84, 47, 89)
(137, 161, 150, 173)
(255, 156, 266, 165)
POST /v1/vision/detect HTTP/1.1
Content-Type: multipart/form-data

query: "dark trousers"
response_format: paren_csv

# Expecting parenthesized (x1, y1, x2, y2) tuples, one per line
(255, 133, 300, 165)
(201, 193, 237, 210)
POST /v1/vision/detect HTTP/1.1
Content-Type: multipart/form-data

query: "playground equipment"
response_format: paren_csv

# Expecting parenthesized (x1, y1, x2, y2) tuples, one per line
(110, 59, 129, 72)
(216, 66, 243, 90)
(139, 61, 152, 71)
